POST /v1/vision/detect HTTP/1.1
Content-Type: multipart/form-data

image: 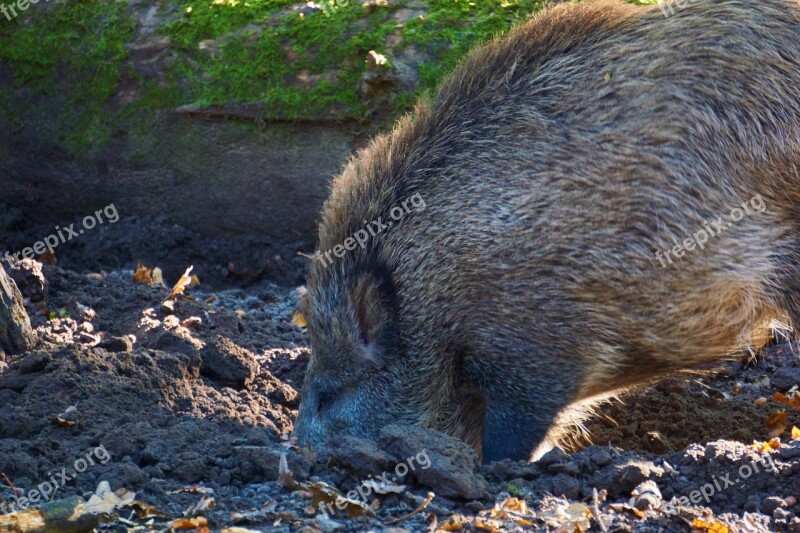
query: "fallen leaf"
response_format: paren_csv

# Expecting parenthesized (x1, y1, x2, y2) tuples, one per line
(764, 411, 789, 436)
(230, 500, 277, 524)
(172, 516, 208, 530)
(85, 481, 135, 515)
(291, 309, 307, 328)
(166, 265, 195, 301)
(128, 500, 169, 519)
(132, 262, 166, 288)
(439, 515, 465, 531)
(52, 404, 83, 428)
(772, 391, 800, 409)
(184, 494, 215, 517)
(752, 438, 781, 453)
(792, 426, 800, 440)
(171, 485, 215, 495)
(306, 481, 374, 518)
(489, 497, 534, 525)
(690, 518, 729, 533)
(474, 518, 501, 533)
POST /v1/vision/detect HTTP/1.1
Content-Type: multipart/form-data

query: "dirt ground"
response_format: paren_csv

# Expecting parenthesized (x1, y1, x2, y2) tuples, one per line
(0, 216, 799, 532)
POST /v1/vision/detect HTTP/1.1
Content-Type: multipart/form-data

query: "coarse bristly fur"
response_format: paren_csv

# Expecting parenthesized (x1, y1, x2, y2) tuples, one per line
(293, 0, 800, 463)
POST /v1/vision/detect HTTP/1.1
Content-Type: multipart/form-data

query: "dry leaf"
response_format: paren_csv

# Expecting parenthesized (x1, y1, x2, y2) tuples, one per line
(172, 516, 208, 529)
(792, 426, 800, 440)
(306, 481, 374, 518)
(230, 500, 277, 524)
(85, 481, 135, 515)
(489, 497, 533, 525)
(752, 437, 781, 453)
(772, 391, 800, 409)
(133, 262, 166, 288)
(166, 265, 195, 301)
(184, 494, 215, 517)
(439, 515, 465, 531)
(764, 411, 789, 436)
(52, 405, 82, 428)
(690, 518, 729, 533)
(128, 500, 169, 519)
(291, 309, 307, 328)
(171, 485, 215, 495)
(474, 518, 501, 533)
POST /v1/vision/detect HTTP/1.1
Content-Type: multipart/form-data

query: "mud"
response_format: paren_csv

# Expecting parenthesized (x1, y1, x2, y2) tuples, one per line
(0, 216, 798, 532)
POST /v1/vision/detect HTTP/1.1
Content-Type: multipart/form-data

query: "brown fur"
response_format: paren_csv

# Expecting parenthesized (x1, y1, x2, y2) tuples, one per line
(294, 0, 800, 462)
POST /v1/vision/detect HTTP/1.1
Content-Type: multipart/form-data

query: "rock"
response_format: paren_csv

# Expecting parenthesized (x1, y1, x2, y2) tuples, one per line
(6, 259, 46, 303)
(66, 297, 96, 322)
(780, 441, 800, 460)
(17, 352, 51, 374)
(324, 435, 396, 477)
(99, 336, 133, 353)
(611, 462, 659, 493)
(548, 461, 580, 476)
(632, 480, 663, 511)
(550, 473, 580, 500)
(160, 299, 175, 315)
(313, 513, 344, 532)
(199, 336, 259, 388)
(584, 446, 613, 467)
(772, 367, 800, 391)
(378, 424, 489, 500)
(0, 263, 34, 355)
(181, 316, 202, 329)
(537, 448, 569, 467)
(763, 496, 786, 514)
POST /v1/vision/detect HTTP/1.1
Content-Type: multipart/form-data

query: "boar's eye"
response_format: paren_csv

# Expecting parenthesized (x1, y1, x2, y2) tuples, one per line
(316, 390, 336, 414)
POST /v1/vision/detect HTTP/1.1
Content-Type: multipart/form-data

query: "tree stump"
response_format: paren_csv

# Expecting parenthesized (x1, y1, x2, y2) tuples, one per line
(0, 262, 34, 355)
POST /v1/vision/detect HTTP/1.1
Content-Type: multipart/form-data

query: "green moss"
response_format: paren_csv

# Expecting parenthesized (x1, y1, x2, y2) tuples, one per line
(503, 482, 526, 498)
(162, 0, 553, 120)
(0, 0, 134, 152)
(0, 0, 654, 152)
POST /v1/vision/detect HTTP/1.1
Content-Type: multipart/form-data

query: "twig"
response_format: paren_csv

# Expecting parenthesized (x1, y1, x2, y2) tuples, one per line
(1, 473, 17, 498)
(591, 488, 608, 533)
(385, 491, 434, 525)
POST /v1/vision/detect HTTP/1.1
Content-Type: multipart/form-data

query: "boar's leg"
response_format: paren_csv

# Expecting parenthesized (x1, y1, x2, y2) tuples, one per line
(474, 348, 579, 463)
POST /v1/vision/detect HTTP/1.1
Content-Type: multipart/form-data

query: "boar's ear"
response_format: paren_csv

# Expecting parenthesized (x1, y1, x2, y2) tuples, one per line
(350, 266, 399, 367)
